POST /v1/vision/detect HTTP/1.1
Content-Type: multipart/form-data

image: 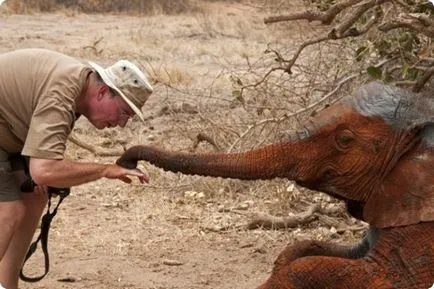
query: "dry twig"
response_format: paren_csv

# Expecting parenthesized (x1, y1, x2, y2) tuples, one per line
(162, 259, 184, 266)
(413, 66, 434, 92)
(247, 204, 320, 230)
(246, 202, 362, 232)
(68, 133, 123, 157)
(191, 133, 221, 151)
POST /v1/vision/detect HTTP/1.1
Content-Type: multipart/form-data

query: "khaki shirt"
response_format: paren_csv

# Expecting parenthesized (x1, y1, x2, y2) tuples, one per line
(0, 49, 91, 159)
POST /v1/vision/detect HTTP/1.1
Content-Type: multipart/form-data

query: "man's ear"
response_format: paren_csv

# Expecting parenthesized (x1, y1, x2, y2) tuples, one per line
(96, 84, 109, 101)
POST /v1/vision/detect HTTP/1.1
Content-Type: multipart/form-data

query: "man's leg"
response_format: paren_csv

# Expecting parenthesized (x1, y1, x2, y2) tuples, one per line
(0, 151, 27, 288)
(0, 201, 25, 263)
(0, 177, 48, 289)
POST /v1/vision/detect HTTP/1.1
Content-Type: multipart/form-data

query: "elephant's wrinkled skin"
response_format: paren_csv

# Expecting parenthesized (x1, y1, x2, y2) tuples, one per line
(117, 82, 433, 288)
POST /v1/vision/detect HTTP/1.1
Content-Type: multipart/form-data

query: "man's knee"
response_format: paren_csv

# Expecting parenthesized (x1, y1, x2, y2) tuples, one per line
(0, 201, 26, 229)
(0, 201, 26, 260)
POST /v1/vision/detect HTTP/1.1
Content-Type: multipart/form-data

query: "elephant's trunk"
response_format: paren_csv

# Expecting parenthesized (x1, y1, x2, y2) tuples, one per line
(117, 142, 303, 180)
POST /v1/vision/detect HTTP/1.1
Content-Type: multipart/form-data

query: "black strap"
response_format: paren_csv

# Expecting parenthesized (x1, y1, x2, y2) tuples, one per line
(19, 189, 69, 282)
(8, 154, 70, 282)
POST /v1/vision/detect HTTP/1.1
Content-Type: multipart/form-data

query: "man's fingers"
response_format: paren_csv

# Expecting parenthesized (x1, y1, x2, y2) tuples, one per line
(127, 168, 150, 183)
(135, 168, 149, 183)
(138, 175, 149, 184)
(128, 168, 146, 176)
(106, 165, 150, 184)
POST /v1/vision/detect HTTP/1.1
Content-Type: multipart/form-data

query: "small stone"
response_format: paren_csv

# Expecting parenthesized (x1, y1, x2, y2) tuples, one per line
(237, 203, 249, 210)
(184, 191, 197, 198)
(286, 183, 295, 192)
(330, 227, 337, 234)
(196, 192, 206, 199)
(146, 134, 157, 141)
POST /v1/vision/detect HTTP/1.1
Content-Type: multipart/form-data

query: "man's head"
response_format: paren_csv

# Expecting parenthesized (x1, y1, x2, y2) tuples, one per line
(82, 60, 153, 129)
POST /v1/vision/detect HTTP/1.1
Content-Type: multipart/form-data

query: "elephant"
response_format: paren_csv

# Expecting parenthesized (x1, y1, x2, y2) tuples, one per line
(117, 82, 433, 288)
(256, 222, 434, 289)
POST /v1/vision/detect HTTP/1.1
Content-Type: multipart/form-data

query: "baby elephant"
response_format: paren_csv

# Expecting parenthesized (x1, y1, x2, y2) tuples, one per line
(117, 82, 433, 288)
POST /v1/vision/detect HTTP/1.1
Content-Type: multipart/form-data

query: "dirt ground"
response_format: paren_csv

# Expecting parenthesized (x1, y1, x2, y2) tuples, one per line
(1, 2, 366, 288)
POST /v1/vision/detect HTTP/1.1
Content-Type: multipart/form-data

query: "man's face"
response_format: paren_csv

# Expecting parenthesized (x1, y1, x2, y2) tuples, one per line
(88, 86, 136, 129)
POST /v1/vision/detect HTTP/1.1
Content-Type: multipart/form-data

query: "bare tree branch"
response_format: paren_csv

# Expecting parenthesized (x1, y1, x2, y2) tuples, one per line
(282, 6, 383, 74)
(333, 0, 389, 37)
(259, 0, 433, 94)
(228, 74, 357, 152)
(240, 66, 284, 92)
(336, 0, 375, 35)
(264, 0, 364, 25)
(379, 17, 434, 38)
(284, 35, 330, 73)
(410, 13, 434, 27)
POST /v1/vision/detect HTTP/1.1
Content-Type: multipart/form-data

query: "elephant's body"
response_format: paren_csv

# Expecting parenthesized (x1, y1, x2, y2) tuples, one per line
(117, 82, 433, 288)
(259, 222, 434, 289)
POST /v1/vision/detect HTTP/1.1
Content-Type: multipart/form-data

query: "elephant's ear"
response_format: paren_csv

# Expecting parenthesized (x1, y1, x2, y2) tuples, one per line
(363, 126, 434, 228)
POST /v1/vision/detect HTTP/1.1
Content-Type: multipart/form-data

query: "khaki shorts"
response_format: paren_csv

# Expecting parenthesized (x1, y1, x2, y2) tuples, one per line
(0, 148, 25, 202)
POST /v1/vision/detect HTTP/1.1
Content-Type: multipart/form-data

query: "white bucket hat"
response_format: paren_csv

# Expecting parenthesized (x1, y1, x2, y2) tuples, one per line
(88, 60, 153, 122)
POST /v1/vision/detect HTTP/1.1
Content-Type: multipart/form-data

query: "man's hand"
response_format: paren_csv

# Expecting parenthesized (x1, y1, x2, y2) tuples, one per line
(103, 164, 149, 184)
(29, 158, 149, 188)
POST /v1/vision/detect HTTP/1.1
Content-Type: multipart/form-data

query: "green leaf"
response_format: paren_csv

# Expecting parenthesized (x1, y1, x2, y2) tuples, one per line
(374, 40, 392, 57)
(232, 90, 242, 100)
(403, 66, 419, 81)
(355, 46, 367, 62)
(367, 66, 382, 79)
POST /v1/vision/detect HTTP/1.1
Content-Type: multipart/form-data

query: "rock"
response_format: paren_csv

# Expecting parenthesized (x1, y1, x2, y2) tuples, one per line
(286, 183, 295, 192)
(184, 191, 197, 198)
(146, 134, 157, 141)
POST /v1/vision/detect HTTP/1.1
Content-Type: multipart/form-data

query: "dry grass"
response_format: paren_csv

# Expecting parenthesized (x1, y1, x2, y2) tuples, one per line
(4, 0, 220, 14)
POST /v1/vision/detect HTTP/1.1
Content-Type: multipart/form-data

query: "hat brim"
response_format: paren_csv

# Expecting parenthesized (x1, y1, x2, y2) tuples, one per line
(88, 61, 145, 122)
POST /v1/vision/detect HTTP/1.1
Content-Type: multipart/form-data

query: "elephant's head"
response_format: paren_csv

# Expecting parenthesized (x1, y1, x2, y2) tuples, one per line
(117, 82, 433, 228)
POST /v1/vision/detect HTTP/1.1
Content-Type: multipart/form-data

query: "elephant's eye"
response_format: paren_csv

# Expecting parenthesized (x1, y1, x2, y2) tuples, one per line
(335, 129, 355, 151)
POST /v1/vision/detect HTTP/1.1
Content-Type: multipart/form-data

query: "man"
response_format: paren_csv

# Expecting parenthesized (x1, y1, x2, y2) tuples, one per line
(0, 48, 153, 288)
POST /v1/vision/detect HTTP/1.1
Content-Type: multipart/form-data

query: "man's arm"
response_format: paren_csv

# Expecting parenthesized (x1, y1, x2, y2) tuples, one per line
(29, 158, 148, 188)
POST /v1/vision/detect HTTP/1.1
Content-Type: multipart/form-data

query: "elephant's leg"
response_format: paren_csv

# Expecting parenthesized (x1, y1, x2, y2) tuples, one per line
(271, 228, 378, 274)
(258, 255, 392, 289)
(366, 222, 434, 288)
(258, 224, 434, 289)
(272, 239, 363, 272)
